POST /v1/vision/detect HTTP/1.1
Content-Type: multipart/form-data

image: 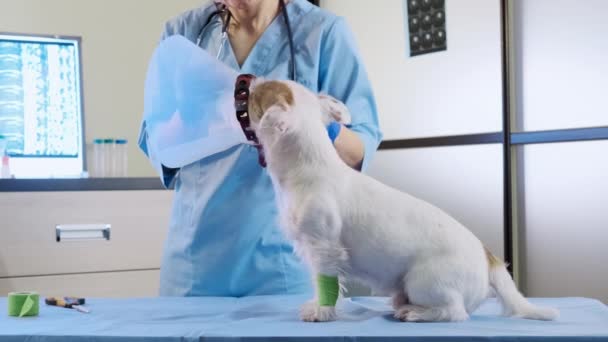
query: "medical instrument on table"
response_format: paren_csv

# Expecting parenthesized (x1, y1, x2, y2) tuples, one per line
(197, 0, 297, 82)
(45, 296, 90, 313)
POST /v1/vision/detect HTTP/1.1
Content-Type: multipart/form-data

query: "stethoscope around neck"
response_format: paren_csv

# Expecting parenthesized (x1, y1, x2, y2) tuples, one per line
(196, 0, 297, 82)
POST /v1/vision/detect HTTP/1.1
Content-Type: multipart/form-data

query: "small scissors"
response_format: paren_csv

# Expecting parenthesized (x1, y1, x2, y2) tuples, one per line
(45, 296, 90, 313)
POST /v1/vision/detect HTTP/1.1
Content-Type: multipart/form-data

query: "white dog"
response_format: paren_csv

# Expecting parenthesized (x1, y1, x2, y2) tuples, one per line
(247, 79, 559, 323)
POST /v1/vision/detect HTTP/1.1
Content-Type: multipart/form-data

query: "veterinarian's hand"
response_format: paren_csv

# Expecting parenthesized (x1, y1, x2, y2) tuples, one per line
(332, 125, 365, 170)
(319, 94, 365, 170)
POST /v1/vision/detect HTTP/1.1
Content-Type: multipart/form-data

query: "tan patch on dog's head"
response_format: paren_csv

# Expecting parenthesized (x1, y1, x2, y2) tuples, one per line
(249, 81, 294, 123)
(484, 246, 504, 268)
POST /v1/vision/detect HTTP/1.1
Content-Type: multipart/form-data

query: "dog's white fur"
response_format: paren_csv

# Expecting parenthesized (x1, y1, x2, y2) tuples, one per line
(249, 79, 559, 323)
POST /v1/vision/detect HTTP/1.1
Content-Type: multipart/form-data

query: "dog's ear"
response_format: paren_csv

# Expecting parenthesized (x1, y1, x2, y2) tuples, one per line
(249, 81, 294, 123)
(318, 94, 352, 125)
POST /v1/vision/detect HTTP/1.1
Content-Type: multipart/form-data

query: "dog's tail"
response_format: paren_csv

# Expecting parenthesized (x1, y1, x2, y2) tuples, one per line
(485, 247, 559, 321)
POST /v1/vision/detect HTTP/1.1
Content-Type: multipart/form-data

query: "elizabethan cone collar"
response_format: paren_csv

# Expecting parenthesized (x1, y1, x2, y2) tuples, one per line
(142, 35, 248, 169)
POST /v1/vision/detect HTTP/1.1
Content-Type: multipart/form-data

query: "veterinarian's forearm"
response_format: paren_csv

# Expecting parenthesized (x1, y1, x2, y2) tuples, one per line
(334, 126, 365, 170)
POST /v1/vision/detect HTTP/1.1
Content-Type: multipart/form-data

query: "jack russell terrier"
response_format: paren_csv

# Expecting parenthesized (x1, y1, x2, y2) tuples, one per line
(246, 78, 559, 323)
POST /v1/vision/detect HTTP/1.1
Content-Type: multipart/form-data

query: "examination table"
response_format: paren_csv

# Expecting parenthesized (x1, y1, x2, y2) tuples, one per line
(1, 295, 607, 341)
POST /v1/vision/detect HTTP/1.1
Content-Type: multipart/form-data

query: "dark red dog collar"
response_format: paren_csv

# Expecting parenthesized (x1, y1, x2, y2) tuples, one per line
(234, 74, 266, 168)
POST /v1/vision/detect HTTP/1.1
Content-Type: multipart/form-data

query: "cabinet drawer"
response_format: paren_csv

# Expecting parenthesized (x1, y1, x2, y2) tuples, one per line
(0, 269, 160, 298)
(0, 190, 172, 277)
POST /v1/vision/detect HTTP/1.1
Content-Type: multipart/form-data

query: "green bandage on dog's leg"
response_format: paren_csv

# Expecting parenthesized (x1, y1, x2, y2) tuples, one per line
(317, 274, 339, 306)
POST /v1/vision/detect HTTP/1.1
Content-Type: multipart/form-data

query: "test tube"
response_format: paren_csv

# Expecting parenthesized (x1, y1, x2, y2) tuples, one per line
(103, 139, 115, 177)
(114, 139, 128, 177)
(93, 139, 104, 177)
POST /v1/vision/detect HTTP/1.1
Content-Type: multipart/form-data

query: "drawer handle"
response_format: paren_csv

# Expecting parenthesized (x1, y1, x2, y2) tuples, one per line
(55, 224, 111, 242)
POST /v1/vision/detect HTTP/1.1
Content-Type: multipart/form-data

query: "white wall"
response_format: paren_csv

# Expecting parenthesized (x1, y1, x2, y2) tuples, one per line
(322, 0, 503, 139)
(517, 141, 608, 303)
(513, 0, 608, 303)
(513, 0, 608, 132)
(0, 0, 204, 177)
(322, 0, 505, 295)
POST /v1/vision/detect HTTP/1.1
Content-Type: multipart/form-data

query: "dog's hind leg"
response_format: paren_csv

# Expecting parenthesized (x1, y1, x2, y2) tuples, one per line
(391, 290, 409, 310)
(397, 263, 471, 322)
(394, 300, 469, 322)
(394, 285, 468, 322)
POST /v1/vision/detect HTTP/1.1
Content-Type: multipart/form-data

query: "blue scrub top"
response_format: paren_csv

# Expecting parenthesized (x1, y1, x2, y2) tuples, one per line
(139, 0, 383, 297)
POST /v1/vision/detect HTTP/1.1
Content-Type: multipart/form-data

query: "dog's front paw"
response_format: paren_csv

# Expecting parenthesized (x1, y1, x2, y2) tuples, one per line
(300, 300, 337, 322)
(318, 93, 351, 125)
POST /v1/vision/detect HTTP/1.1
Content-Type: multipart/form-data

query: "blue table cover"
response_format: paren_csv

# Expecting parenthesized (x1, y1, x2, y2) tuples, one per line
(1, 295, 607, 341)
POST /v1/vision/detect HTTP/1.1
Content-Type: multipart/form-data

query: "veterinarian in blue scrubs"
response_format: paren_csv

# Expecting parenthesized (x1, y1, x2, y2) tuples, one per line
(139, 0, 382, 296)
